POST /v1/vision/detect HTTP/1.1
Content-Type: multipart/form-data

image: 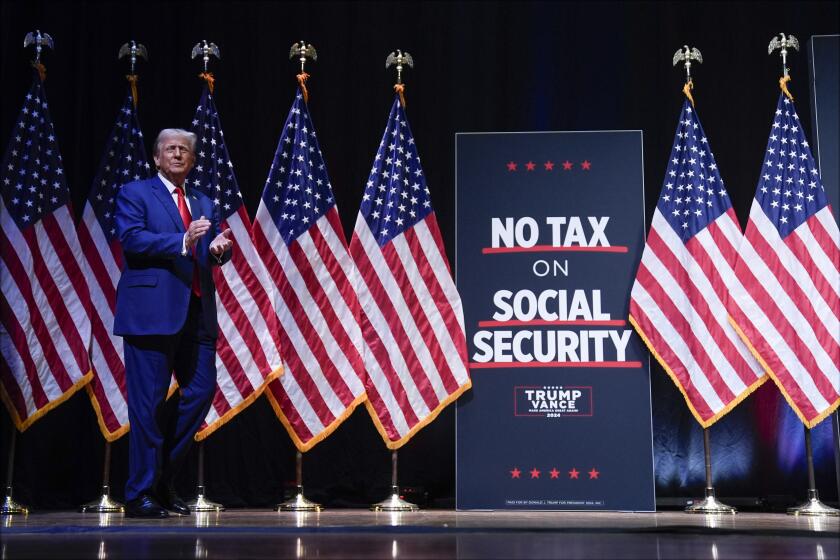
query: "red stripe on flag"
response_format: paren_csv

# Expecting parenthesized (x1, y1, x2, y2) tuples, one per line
(728, 304, 821, 420)
(288, 235, 356, 403)
(737, 226, 837, 404)
(634, 261, 736, 403)
(252, 222, 337, 426)
(746, 226, 838, 362)
(29, 219, 90, 376)
(267, 379, 315, 443)
(0, 289, 45, 413)
(630, 299, 716, 421)
(353, 236, 441, 411)
(76, 222, 117, 304)
(1, 228, 73, 394)
(380, 238, 460, 395)
(405, 225, 470, 367)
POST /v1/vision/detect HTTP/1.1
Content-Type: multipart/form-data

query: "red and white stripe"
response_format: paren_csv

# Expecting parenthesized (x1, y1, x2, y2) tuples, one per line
(77, 202, 129, 440)
(350, 212, 471, 448)
(729, 203, 839, 428)
(196, 205, 283, 440)
(253, 205, 367, 451)
(630, 207, 765, 426)
(1, 201, 92, 430)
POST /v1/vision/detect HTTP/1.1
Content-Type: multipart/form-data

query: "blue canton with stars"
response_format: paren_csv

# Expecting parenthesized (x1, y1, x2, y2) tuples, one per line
(658, 99, 731, 243)
(755, 94, 827, 239)
(89, 88, 151, 240)
(1, 75, 71, 230)
(261, 89, 335, 246)
(187, 87, 243, 224)
(361, 97, 432, 246)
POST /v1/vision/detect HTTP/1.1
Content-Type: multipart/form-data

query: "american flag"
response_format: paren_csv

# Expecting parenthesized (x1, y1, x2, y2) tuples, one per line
(629, 99, 766, 427)
(253, 89, 367, 451)
(728, 94, 839, 428)
(78, 87, 151, 440)
(187, 86, 283, 440)
(0, 73, 92, 430)
(349, 97, 471, 448)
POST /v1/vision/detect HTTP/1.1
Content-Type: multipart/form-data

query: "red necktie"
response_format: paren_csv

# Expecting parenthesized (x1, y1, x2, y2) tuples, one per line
(175, 186, 201, 297)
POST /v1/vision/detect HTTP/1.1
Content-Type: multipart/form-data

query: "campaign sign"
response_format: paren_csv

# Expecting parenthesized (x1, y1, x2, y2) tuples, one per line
(455, 131, 655, 511)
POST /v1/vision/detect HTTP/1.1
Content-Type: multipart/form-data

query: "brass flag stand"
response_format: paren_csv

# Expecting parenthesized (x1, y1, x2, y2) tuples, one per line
(79, 441, 123, 513)
(787, 426, 839, 516)
(276, 451, 321, 512)
(185, 441, 224, 512)
(685, 428, 736, 514)
(370, 450, 418, 512)
(1, 427, 28, 515)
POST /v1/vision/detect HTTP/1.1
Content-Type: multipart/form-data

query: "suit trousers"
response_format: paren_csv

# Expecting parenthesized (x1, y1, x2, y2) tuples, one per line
(124, 296, 216, 501)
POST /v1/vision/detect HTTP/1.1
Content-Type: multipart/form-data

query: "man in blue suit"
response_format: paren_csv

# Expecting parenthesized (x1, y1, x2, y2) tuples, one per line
(114, 128, 233, 518)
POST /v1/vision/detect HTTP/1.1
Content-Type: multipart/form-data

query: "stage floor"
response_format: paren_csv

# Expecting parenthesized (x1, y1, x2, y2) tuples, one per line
(2, 509, 838, 559)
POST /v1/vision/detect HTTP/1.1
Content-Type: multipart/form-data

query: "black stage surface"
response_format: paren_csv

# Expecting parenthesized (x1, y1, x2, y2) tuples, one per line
(1, 509, 838, 559)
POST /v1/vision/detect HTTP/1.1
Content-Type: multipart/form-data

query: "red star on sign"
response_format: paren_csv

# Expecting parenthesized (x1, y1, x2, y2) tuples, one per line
(510, 467, 521, 479)
(530, 467, 541, 479)
(588, 468, 600, 479)
(568, 468, 580, 479)
(544, 161, 555, 171)
(549, 468, 560, 479)
(581, 160, 592, 170)
(506, 161, 517, 172)
(525, 161, 536, 171)
(562, 160, 573, 171)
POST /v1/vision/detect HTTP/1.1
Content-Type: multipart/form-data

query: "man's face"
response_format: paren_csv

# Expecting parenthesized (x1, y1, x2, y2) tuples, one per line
(154, 135, 195, 184)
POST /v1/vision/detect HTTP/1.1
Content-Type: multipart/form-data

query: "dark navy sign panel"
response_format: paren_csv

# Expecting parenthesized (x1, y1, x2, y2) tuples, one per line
(455, 131, 655, 511)
(808, 35, 839, 226)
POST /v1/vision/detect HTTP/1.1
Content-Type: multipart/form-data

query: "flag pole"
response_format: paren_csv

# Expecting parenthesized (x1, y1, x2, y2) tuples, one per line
(276, 451, 321, 512)
(685, 427, 736, 514)
(185, 441, 224, 512)
(787, 426, 839, 516)
(79, 441, 123, 513)
(833, 411, 840, 507)
(1, 426, 28, 515)
(370, 450, 418, 512)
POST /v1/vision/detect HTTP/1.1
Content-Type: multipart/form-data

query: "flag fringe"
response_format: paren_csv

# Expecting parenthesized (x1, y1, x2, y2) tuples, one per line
(682, 79, 695, 107)
(297, 73, 310, 104)
(265, 390, 367, 453)
(394, 84, 406, 108)
(194, 364, 284, 441)
(126, 74, 139, 109)
(0, 370, 92, 433)
(85, 383, 130, 442)
(779, 75, 794, 101)
(629, 314, 768, 428)
(199, 72, 215, 94)
(728, 315, 839, 429)
(365, 379, 473, 450)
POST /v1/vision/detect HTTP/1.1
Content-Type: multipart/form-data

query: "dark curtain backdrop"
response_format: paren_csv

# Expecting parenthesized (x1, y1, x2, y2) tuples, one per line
(1, 0, 838, 509)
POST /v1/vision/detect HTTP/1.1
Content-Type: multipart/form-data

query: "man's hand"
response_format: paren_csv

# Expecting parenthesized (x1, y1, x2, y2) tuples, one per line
(185, 215, 211, 251)
(209, 228, 234, 256)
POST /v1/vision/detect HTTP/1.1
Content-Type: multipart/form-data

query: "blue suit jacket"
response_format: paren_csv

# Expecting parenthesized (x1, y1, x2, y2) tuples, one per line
(113, 176, 231, 337)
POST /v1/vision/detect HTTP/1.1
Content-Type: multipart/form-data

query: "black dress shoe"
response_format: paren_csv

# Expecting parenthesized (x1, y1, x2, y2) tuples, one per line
(158, 487, 191, 516)
(125, 494, 169, 518)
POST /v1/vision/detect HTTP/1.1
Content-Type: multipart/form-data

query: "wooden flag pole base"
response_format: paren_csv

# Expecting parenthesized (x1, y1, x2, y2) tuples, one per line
(276, 451, 321, 512)
(370, 451, 418, 512)
(186, 441, 224, 512)
(685, 428, 736, 514)
(788, 426, 839, 516)
(1, 427, 28, 515)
